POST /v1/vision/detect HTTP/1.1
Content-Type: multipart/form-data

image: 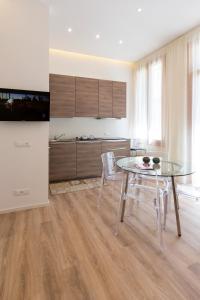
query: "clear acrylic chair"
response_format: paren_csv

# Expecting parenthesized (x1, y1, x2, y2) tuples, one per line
(116, 170, 167, 247)
(98, 152, 125, 208)
(133, 150, 171, 229)
(99, 152, 169, 247)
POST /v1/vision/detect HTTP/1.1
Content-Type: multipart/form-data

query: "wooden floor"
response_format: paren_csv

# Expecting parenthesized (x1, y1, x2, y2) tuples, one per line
(1, 183, 200, 300)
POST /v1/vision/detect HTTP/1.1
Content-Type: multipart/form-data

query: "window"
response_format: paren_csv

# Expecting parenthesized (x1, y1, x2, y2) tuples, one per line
(134, 59, 163, 146)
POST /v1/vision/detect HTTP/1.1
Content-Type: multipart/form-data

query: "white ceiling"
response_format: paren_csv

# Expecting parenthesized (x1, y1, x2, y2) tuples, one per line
(49, 0, 200, 62)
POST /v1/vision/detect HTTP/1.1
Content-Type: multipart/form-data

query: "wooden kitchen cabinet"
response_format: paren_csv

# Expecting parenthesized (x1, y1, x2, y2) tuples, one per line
(112, 81, 126, 118)
(76, 142, 102, 178)
(99, 80, 113, 117)
(101, 140, 130, 157)
(49, 142, 76, 182)
(75, 77, 99, 117)
(50, 74, 75, 117)
(49, 74, 127, 119)
(49, 139, 130, 182)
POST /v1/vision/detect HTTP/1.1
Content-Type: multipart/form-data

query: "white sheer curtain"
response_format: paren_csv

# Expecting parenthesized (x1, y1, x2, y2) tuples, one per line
(189, 32, 200, 186)
(165, 37, 189, 164)
(133, 58, 163, 148)
(148, 59, 162, 144)
(132, 27, 200, 179)
(133, 65, 147, 144)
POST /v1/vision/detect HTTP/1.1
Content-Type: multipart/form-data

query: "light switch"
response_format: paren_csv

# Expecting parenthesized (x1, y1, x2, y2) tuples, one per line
(14, 141, 31, 148)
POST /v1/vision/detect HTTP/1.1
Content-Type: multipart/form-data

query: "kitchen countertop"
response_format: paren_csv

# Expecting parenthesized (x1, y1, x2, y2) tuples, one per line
(49, 137, 130, 144)
(49, 138, 76, 143)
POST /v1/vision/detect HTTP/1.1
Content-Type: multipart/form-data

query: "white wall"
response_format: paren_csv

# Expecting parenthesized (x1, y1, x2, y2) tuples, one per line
(49, 49, 134, 139)
(0, 0, 49, 212)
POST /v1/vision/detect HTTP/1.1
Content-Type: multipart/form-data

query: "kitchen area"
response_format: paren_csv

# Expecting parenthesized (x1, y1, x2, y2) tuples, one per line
(49, 72, 132, 182)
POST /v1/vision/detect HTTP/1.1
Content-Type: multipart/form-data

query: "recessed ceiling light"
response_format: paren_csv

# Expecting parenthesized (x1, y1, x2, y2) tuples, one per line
(96, 34, 100, 39)
(118, 40, 123, 45)
(137, 8, 142, 12)
(67, 27, 72, 33)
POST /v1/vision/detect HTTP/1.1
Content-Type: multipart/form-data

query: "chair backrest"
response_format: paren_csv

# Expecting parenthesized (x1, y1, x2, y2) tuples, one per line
(101, 152, 117, 179)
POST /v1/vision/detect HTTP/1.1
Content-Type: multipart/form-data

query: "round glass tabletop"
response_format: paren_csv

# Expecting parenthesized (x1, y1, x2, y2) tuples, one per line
(117, 156, 194, 177)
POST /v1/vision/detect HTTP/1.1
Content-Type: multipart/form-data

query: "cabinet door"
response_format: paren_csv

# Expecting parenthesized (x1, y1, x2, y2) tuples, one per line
(76, 77, 99, 117)
(99, 80, 113, 117)
(50, 74, 75, 117)
(49, 142, 76, 182)
(101, 140, 130, 157)
(112, 81, 126, 118)
(77, 142, 102, 178)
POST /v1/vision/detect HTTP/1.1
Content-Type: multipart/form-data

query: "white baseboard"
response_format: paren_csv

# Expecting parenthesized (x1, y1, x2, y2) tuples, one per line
(0, 201, 49, 215)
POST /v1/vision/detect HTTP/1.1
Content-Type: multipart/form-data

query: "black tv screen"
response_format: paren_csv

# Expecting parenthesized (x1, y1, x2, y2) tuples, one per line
(0, 88, 50, 121)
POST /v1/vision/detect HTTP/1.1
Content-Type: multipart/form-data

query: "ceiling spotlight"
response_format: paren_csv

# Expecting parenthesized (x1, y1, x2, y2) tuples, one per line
(119, 40, 123, 45)
(137, 8, 142, 12)
(67, 27, 72, 33)
(96, 34, 100, 39)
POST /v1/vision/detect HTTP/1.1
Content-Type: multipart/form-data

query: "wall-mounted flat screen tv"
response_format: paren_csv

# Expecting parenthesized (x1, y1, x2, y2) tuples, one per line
(0, 88, 50, 121)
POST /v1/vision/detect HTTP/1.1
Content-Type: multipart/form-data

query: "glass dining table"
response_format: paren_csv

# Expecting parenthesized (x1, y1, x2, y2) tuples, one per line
(117, 156, 194, 237)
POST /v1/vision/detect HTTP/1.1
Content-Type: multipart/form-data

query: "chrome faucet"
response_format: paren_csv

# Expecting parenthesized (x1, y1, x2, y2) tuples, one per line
(54, 133, 66, 140)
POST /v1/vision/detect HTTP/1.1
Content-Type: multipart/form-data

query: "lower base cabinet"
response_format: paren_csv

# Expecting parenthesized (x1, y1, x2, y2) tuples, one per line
(77, 142, 102, 178)
(49, 142, 76, 182)
(49, 140, 130, 182)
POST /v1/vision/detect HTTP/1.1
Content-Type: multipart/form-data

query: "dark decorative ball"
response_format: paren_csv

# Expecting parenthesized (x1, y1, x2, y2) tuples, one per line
(153, 157, 160, 164)
(143, 156, 150, 164)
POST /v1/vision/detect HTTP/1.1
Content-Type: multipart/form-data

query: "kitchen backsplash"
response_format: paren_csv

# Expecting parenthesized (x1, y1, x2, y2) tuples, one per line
(49, 117, 130, 139)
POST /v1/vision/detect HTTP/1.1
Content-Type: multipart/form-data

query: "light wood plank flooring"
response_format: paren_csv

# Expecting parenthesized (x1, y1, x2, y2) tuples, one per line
(1, 183, 200, 299)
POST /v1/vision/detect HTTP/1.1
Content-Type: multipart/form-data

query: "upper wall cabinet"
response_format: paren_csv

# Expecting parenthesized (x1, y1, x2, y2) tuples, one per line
(76, 77, 99, 117)
(49, 74, 127, 118)
(50, 74, 75, 117)
(99, 80, 113, 118)
(112, 81, 126, 118)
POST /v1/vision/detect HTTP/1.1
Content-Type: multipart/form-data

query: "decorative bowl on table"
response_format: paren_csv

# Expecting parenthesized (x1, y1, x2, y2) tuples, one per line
(143, 156, 150, 164)
(152, 157, 160, 164)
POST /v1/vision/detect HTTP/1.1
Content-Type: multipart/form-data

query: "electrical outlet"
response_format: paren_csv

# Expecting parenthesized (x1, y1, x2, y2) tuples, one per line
(14, 189, 30, 196)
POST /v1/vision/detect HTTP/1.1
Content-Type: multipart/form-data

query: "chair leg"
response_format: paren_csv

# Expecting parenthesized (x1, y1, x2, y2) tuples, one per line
(164, 179, 172, 211)
(114, 173, 130, 235)
(111, 180, 117, 202)
(97, 174, 104, 208)
(136, 175, 142, 205)
(156, 193, 164, 248)
(127, 174, 136, 216)
(154, 188, 164, 248)
(163, 191, 168, 230)
(114, 179, 125, 236)
(154, 198, 159, 228)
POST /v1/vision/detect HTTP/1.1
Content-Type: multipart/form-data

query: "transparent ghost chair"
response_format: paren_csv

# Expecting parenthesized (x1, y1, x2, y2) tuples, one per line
(99, 152, 169, 246)
(98, 152, 126, 209)
(116, 169, 169, 247)
(132, 150, 172, 229)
